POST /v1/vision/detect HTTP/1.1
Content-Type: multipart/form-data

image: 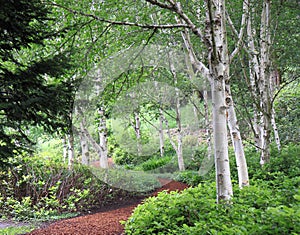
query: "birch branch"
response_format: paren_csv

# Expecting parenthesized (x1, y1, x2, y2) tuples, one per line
(180, 22, 210, 81)
(228, 0, 250, 62)
(52, 2, 189, 29)
(146, 0, 206, 43)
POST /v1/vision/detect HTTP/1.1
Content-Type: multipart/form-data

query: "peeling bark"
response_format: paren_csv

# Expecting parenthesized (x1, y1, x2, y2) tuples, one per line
(206, 0, 233, 202)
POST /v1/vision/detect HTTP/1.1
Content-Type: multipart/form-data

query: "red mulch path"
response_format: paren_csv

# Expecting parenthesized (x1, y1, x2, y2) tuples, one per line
(26, 180, 188, 235)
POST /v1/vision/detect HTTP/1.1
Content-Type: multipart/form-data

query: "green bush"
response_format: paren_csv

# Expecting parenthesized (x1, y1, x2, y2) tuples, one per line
(124, 180, 300, 235)
(138, 155, 173, 171)
(173, 170, 207, 186)
(0, 155, 122, 221)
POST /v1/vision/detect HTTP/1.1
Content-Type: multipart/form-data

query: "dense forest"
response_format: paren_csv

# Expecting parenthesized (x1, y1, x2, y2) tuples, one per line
(0, 0, 299, 234)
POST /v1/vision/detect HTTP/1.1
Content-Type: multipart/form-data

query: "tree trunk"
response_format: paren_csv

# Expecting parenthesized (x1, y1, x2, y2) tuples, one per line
(271, 107, 281, 151)
(67, 132, 74, 170)
(81, 118, 108, 169)
(246, 8, 263, 150)
(62, 135, 67, 164)
(207, 0, 233, 202)
(225, 85, 249, 187)
(80, 121, 90, 165)
(175, 86, 185, 171)
(134, 111, 142, 156)
(223, 2, 249, 187)
(199, 88, 214, 176)
(259, 0, 272, 165)
(170, 53, 185, 171)
(159, 108, 165, 157)
(98, 107, 108, 168)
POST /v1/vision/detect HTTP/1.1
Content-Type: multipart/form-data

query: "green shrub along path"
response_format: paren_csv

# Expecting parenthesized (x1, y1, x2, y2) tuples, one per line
(0, 144, 299, 235)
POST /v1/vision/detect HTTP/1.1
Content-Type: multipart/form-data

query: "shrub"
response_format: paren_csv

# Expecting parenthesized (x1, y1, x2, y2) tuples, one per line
(138, 155, 173, 171)
(124, 179, 300, 235)
(0, 155, 127, 221)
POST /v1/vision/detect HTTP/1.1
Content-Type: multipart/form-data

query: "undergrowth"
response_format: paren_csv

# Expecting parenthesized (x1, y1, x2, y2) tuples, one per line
(124, 144, 300, 235)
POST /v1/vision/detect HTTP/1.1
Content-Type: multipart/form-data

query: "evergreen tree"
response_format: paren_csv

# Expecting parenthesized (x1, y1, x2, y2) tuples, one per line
(0, 0, 74, 165)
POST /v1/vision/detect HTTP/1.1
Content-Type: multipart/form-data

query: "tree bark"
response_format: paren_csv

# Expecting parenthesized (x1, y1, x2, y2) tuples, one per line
(80, 121, 90, 165)
(62, 135, 67, 164)
(225, 85, 249, 187)
(67, 132, 74, 170)
(98, 107, 108, 169)
(170, 53, 185, 171)
(159, 108, 165, 157)
(207, 0, 233, 202)
(259, 0, 272, 165)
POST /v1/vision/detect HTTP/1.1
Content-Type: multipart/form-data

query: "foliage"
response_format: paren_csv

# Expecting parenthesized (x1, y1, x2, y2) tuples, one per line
(124, 144, 300, 234)
(0, 0, 76, 165)
(91, 167, 161, 193)
(137, 155, 173, 172)
(173, 170, 208, 187)
(274, 81, 300, 144)
(0, 155, 126, 221)
(0, 224, 35, 235)
(125, 180, 299, 235)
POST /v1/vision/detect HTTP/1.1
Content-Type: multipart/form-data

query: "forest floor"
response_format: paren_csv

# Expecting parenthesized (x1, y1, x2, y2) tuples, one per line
(25, 179, 188, 235)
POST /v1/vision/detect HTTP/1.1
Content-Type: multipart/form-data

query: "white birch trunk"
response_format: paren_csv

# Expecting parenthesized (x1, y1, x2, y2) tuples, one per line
(134, 111, 142, 156)
(98, 107, 108, 169)
(175, 87, 185, 171)
(271, 107, 281, 151)
(170, 53, 185, 171)
(159, 108, 165, 157)
(81, 118, 108, 169)
(199, 88, 213, 176)
(161, 109, 184, 171)
(62, 135, 67, 163)
(207, 0, 233, 202)
(246, 8, 263, 150)
(225, 85, 249, 187)
(67, 132, 74, 169)
(222, 0, 249, 187)
(270, 71, 281, 151)
(80, 122, 90, 165)
(259, 0, 272, 165)
(203, 89, 212, 162)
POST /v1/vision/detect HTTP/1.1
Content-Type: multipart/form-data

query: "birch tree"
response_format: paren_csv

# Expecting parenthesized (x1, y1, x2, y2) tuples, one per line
(52, 0, 256, 201)
(242, 0, 281, 165)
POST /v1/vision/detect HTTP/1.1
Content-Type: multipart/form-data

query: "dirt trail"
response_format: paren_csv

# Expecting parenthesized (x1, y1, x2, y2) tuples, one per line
(26, 180, 188, 235)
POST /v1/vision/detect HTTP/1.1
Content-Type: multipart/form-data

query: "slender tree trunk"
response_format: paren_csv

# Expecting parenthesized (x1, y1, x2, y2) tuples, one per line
(270, 69, 281, 151)
(134, 111, 142, 156)
(207, 0, 233, 202)
(62, 135, 67, 163)
(199, 88, 214, 176)
(271, 107, 281, 151)
(170, 53, 185, 171)
(175, 86, 184, 171)
(222, 0, 249, 187)
(80, 121, 90, 165)
(225, 84, 249, 187)
(98, 107, 108, 168)
(81, 118, 108, 169)
(67, 132, 74, 170)
(246, 8, 262, 150)
(203, 89, 212, 162)
(159, 108, 165, 157)
(259, 0, 272, 165)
